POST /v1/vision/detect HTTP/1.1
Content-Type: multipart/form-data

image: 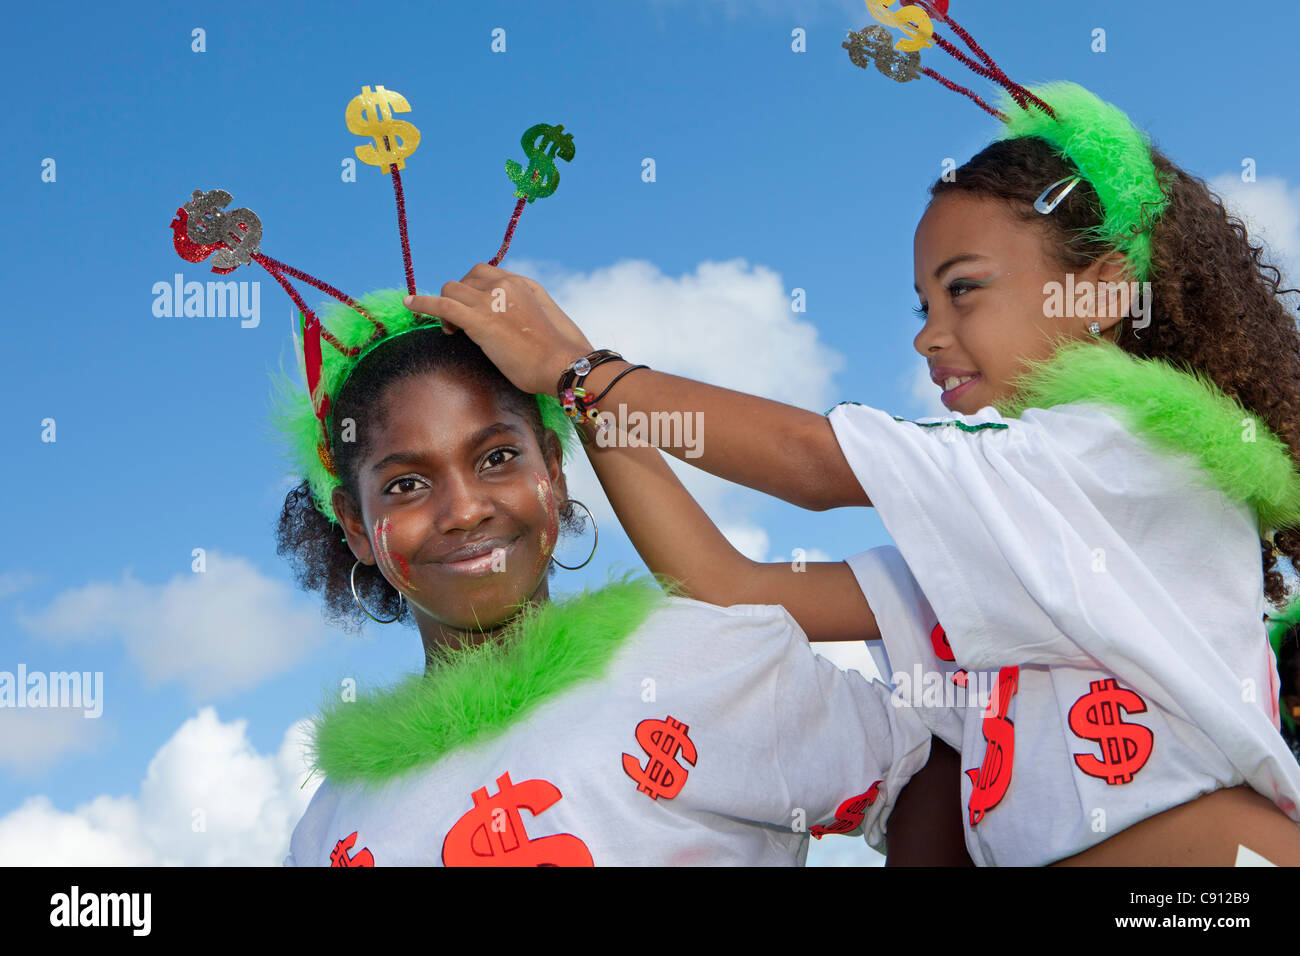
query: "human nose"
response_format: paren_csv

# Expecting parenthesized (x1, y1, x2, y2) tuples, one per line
(913, 310, 950, 357)
(433, 471, 495, 535)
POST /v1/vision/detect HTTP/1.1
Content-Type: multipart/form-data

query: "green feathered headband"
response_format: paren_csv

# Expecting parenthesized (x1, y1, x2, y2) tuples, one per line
(268, 289, 578, 526)
(992, 80, 1169, 283)
(168, 85, 579, 527)
(844, 8, 1168, 282)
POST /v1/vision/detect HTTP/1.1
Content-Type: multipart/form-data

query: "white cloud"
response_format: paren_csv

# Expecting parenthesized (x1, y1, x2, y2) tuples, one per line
(0, 708, 316, 866)
(0, 707, 108, 777)
(719, 524, 771, 563)
(17, 551, 324, 700)
(1206, 174, 1300, 290)
(511, 257, 845, 410)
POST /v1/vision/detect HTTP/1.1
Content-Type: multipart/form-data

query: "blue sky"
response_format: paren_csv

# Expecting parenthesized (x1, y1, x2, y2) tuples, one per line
(2, 0, 1298, 866)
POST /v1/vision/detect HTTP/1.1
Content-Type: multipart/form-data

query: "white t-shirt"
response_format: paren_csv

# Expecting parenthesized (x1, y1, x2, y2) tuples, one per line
(286, 597, 932, 866)
(827, 400, 1300, 866)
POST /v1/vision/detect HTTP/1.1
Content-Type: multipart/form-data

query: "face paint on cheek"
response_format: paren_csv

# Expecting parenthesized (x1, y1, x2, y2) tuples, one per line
(371, 515, 416, 591)
(532, 472, 559, 575)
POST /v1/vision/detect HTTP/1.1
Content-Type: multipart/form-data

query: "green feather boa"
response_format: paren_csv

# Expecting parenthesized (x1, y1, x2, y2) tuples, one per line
(308, 573, 672, 785)
(266, 288, 579, 526)
(994, 338, 1300, 532)
(993, 81, 1170, 283)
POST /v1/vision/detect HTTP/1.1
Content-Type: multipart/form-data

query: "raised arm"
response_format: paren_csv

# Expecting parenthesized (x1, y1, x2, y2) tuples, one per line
(406, 264, 870, 512)
(574, 414, 880, 643)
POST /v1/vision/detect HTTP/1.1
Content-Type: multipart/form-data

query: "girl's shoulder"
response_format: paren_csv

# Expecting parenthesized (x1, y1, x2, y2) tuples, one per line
(641, 594, 807, 641)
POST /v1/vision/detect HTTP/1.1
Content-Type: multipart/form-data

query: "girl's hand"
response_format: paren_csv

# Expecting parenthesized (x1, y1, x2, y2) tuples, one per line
(405, 264, 596, 396)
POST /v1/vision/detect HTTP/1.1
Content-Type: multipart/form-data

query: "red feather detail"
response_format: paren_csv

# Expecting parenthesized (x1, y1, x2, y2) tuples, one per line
(303, 311, 324, 416)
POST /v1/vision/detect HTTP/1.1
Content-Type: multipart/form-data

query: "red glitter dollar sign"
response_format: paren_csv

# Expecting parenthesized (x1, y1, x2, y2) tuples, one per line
(622, 715, 698, 800)
(1068, 679, 1154, 785)
(440, 771, 593, 867)
(965, 665, 1018, 826)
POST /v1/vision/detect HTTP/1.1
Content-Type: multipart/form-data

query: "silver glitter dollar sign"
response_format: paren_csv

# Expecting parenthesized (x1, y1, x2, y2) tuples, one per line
(183, 189, 264, 269)
(843, 25, 921, 83)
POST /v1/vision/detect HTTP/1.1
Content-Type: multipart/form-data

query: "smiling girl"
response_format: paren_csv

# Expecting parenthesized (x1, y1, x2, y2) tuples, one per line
(414, 80, 1300, 865)
(274, 290, 934, 866)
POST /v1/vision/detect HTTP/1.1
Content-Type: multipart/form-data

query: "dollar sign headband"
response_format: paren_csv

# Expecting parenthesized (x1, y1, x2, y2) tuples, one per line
(168, 85, 579, 526)
(845, 1, 1169, 283)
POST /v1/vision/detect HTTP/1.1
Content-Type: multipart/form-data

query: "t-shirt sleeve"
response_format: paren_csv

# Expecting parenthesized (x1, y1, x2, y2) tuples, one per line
(843, 545, 966, 750)
(825, 400, 1206, 671)
(768, 609, 933, 850)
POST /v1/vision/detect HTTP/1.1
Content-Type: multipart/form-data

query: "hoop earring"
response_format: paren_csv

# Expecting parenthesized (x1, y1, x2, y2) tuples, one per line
(350, 559, 404, 623)
(550, 498, 598, 570)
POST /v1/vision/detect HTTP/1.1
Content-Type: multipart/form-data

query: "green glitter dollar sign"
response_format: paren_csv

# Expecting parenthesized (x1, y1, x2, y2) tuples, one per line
(505, 123, 576, 202)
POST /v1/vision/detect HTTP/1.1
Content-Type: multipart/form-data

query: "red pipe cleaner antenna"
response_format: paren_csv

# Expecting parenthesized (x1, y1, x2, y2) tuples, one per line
(926, 10, 1056, 119)
(489, 169, 542, 267)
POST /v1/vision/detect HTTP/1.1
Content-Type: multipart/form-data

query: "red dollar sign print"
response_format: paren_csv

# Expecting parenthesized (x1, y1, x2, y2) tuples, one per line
(441, 771, 594, 867)
(622, 715, 697, 800)
(965, 665, 1019, 826)
(811, 781, 882, 839)
(329, 831, 374, 867)
(1068, 678, 1154, 785)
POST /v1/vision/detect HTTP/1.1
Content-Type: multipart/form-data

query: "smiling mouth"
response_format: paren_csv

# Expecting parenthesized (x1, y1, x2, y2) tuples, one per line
(433, 537, 519, 576)
(940, 373, 981, 406)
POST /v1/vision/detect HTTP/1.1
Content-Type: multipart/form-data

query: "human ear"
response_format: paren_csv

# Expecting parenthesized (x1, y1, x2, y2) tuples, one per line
(331, 486, 376, 563)
(1080, 251, 1132, 336)
(541, 429, 569, 504)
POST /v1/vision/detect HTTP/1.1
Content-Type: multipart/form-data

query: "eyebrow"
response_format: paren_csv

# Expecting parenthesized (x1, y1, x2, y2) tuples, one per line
(914, 253, 988, 294)
(369, 422, 525, 474)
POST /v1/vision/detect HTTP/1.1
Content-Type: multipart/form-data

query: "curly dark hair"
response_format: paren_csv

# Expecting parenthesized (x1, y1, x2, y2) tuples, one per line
(275, 327, 582, 632)
(929, 136, 1300, 607)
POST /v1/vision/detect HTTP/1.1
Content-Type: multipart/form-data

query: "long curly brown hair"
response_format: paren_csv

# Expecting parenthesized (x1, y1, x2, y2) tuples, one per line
(930, 135, 1300, 607)
(274, 327, 581, 633)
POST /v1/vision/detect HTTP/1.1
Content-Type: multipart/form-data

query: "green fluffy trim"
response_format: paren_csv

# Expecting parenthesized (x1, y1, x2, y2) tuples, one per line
(994, 338, 1300, 532)
(993, 81, 1169, 283)
(266, 287, 578, 525)
(309, 573, 674, 785)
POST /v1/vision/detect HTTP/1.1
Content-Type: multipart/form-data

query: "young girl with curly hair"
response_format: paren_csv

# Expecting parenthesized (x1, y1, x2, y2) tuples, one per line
(273, 293, 933, 866)
(416, 79, 1300, 865)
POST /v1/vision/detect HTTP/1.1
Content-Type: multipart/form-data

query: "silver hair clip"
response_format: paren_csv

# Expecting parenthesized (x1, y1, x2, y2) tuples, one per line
(1034, 175, 1082, 214)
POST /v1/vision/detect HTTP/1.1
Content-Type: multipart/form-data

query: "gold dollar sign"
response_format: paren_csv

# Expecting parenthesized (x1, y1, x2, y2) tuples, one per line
(864, 0, 934, 52)
(345, 85, 422, 174)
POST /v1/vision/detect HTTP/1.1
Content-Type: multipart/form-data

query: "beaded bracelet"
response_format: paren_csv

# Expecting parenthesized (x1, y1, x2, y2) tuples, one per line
(563, 361, 652, 433)
(556, 349, 622, 397)
(558, 349, 623, 427)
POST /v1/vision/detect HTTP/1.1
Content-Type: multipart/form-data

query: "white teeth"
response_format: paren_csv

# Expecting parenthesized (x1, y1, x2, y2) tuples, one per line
(943, 375, 975, 390)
